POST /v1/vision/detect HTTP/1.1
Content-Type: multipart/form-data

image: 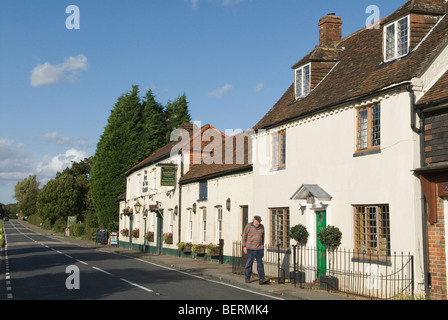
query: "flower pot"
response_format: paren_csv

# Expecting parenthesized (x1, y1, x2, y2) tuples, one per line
(320, 276, 339, 291)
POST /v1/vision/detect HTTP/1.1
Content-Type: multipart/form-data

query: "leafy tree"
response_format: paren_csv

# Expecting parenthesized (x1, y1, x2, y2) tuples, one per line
(37, 173, 81, 227)
(90, 86, 146, 231)
(14, 175, 40, 217)
(165, 93, 191, 139)
(140, 89, 170, 160)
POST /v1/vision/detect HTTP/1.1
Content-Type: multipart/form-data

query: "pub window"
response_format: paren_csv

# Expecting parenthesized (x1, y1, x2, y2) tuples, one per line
(270, 208, 290, 247)
(354, 204, 391, 257)
(199, 181, 208, 201)
(216, 206, 223, 243)
(201, 208, 207, 243)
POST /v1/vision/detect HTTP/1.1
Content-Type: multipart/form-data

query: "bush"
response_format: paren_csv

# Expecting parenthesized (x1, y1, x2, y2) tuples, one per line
(288, 224, 309, 246)
(70, 223, 85, 237)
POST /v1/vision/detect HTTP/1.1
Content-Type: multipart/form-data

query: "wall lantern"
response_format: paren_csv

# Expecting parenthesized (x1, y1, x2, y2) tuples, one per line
(192, 202, 197, 214)
(226, 198, 231, 212)
(134, 199, 142, 214)
(174, 205, 178, 215)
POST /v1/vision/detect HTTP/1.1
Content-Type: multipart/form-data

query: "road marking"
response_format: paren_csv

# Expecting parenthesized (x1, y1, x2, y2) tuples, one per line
(2, 224, 13, 299)
(120, 278, 154, 293)
(92, 266, 112, 275)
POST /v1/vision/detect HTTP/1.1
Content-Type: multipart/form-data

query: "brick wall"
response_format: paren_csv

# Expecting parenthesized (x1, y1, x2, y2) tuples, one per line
(428, 196, 447, 300)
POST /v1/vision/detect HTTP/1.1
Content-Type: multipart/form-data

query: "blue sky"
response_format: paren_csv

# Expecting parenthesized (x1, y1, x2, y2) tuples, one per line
(0, 0, 404, 204)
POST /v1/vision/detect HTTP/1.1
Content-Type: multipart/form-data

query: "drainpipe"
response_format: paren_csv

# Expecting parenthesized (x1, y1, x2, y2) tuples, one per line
(407, 84, 430, 298)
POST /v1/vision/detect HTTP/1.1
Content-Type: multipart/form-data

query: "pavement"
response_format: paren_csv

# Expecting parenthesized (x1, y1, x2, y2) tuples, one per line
(22, 221, 356, 301)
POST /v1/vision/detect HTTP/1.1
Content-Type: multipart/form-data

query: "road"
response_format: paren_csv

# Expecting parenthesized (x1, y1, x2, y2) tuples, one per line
(0, 220, 280, 301)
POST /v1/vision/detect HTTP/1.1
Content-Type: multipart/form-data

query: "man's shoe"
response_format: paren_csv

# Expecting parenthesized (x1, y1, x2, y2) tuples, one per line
(245, 278, 251, 283)
(259, 278, 269, 285)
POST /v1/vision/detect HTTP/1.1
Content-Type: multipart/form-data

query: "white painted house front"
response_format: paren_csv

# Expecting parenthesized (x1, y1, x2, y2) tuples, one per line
(250, 0, 448, 296)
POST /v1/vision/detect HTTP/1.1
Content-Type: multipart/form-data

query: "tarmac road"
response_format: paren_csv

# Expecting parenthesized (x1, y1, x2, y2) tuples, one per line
(0, 219, 281, 301)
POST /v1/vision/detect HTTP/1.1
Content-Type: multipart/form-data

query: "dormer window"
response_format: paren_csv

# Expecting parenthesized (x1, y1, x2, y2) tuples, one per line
(295, 63, 311, 98)
(384, 16, 409, 62)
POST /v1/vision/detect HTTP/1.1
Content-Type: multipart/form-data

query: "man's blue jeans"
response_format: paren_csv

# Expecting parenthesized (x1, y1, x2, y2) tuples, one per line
(245, 249, 265, 280)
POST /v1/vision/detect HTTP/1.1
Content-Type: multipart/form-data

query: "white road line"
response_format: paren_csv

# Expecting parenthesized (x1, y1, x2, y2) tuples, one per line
(120, 278, 154, 293)
(92, 266, 112, 275)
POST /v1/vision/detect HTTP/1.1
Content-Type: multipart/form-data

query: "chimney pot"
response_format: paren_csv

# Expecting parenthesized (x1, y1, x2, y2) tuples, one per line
(318, 13, 342, 47)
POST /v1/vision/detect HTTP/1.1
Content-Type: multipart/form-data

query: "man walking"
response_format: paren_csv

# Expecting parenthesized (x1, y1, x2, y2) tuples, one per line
(242, 216, 269, 284)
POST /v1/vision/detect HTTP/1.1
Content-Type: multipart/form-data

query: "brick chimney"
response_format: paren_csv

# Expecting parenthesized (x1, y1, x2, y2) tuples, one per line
(318, 13, 342, 47)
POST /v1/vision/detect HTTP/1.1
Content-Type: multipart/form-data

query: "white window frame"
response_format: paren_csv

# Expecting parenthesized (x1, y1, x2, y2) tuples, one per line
(294, 63, 311, 99)
(187, 209, 193, 243)
(215, 206, 223, 244)
(201, 208, 207, 243)
(384, 16, 410, 62)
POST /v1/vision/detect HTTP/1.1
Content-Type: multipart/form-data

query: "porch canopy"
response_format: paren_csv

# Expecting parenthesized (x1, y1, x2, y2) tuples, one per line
(290, 184, 332, 202)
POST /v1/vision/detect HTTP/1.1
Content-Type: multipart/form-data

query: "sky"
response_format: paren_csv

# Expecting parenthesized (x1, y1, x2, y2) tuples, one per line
(0, 0, 405, 204)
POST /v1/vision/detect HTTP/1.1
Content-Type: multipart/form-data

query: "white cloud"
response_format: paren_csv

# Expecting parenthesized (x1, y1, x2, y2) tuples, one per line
(255, 82, 264, 93)
(208, 84, 233, 98)
(38, 131, 87, 147)
(0, 139, 35, 181)
(36, 148, 88, 179)
(30, 54, 88, 87)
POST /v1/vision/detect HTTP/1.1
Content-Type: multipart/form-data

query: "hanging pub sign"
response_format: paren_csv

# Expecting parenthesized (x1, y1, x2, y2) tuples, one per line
(160, 166, 177, 187)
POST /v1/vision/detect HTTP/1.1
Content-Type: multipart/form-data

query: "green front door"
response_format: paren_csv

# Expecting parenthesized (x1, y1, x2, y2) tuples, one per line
(316, 211, 327, 280)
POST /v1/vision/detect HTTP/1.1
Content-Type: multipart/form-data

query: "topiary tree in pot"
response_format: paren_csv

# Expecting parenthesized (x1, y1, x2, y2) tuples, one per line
(317, 225, 342, 291)
(288, 224, 309, 284)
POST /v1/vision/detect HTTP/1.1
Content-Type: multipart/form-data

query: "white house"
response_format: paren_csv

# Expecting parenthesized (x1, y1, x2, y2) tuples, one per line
(118, 123, 226, 255)
(250, 0, 448, 297)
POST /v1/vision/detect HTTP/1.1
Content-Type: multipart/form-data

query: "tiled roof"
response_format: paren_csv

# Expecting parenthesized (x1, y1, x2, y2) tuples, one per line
(253, 0, 448, 131)
(417, 69, 448, 106)
(179, 133, 252, 184)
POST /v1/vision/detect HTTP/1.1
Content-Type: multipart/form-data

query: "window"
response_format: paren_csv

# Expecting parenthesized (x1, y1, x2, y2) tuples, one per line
(201, 208, 207, 243)
(272, 130, 286, 169)
(270, 208, 290, 247)
(199, 181, 208, 201)
(187, 209, 193, 242)
(168, 209, 174, 234)
(295, 64, 311, 98)
(384, 16, 409, 61)
(354, 205, 391, 256)
(216, 206, 223, 243)
(356, 104, 381, 152)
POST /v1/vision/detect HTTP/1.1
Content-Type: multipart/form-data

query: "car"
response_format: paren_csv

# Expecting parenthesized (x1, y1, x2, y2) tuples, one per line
(3, 216, 9, 221)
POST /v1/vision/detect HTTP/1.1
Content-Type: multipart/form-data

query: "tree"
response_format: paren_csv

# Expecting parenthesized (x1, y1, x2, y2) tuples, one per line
(140, 89, 170, 160)
(37, 173, 81, 227)
(165, 93, 191, 139)
(14, 175, 40, 217)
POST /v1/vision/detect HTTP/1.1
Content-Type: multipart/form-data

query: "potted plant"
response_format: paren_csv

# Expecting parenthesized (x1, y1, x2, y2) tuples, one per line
(145, 231, 154, 242)
(192, 244, 206, 255)
(120, 228, 129, 237)
(177, 242, 192, 253)
(206, 243, 220, 256)
(288, 224, 309, 283)
(317, 225, 342, 291)
(163, 232, 173, 244)
(131, 229, 140, 238)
